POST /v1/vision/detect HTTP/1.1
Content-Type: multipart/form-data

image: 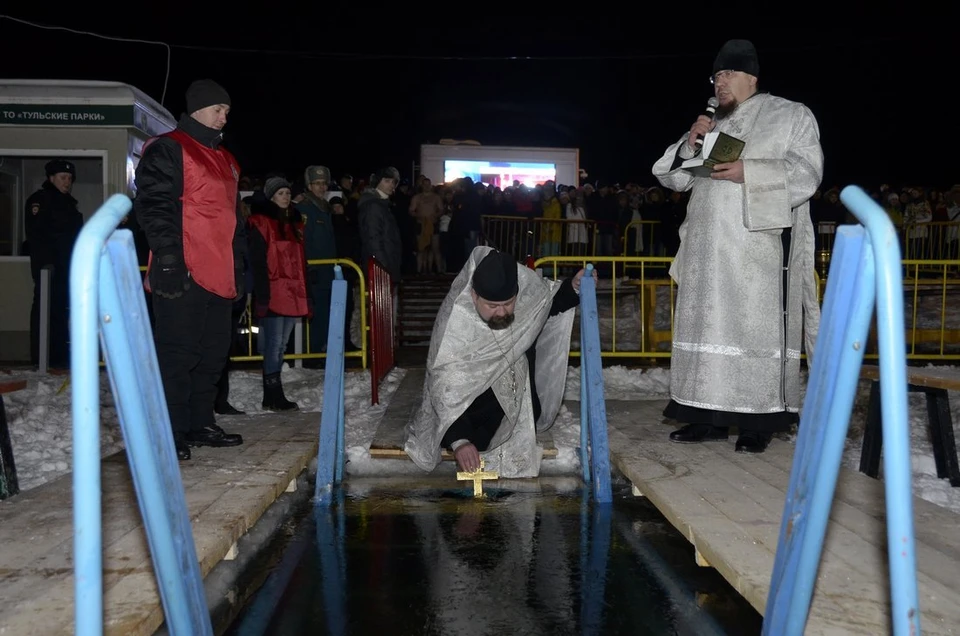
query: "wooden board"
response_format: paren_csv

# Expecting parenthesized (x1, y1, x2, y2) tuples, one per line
(369, 368, 557, 460)
(0, 413, 319, 636)
(860, 364, 960, 391)
(605, 399, 960, 635)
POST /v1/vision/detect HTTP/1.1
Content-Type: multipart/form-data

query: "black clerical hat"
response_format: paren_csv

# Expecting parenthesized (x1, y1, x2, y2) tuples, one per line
(713, 39, 759, 78)
(472, 250, 519, 302)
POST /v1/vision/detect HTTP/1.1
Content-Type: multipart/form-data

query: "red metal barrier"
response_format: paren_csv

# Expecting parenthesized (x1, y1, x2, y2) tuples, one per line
(367, 257, 395, 405)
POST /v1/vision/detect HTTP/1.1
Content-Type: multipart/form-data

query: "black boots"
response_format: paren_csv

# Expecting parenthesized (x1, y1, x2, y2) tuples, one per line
(173, 433, 191, 461)
(215, 365, 245, 415)
(184, 423, 243, 448)
(262, 372, 299, 411)
(669, 423, 729, 443)
(667, 423, 773, 454)
(174, 424, 244, 461)
(214, 401, 246, 416)
(735, 431, 773, 454)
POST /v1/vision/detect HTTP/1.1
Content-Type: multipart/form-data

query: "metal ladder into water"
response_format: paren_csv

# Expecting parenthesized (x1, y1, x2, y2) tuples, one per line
(762, 185, 921, 635)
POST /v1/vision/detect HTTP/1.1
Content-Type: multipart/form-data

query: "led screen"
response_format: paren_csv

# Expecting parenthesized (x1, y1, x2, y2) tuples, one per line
(443, 159, 557, 188)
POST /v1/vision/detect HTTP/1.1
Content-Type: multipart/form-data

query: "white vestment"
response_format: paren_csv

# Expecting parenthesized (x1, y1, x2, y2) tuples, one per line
(652, 92, 824, 415)
(404, 246, 577, 478)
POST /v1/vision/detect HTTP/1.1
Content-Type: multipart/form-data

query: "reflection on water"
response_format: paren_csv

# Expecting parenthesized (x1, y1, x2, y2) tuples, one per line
(226, 478, 761, 635)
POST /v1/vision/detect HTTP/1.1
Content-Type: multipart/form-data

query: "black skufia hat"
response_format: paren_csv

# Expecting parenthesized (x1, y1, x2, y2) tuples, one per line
(472, 250, 519, 302)
(713, 39, 759, 78)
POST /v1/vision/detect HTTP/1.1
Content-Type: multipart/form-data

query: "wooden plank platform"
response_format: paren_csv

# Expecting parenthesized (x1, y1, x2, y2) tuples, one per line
(369, 368, 557, 460)
(0, 413, 318, 636)
(605, 399, 960, 635)
(860, 363, 960, 391)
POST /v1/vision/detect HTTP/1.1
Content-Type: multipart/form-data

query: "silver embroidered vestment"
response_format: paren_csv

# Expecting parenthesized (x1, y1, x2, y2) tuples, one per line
(404, 246, 576, 477)
(652, 92, 824, 415)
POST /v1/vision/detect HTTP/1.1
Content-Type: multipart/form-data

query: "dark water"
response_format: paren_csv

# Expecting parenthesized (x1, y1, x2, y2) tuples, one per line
(226, 477, 761, 636)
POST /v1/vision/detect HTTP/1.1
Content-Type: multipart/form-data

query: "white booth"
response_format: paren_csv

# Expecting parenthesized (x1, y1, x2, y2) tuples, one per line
(0, 79, 175, 362)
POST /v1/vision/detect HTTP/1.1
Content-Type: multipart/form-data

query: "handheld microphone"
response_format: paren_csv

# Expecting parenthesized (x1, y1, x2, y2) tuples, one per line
(693, 96, 720, 148)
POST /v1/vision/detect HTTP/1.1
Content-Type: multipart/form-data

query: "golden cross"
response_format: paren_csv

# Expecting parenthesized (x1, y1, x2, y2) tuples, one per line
(456, 458, 499, 497)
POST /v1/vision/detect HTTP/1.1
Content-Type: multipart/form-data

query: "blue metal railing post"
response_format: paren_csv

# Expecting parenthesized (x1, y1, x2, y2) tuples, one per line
(580, 317, 590, 483)
(766, 224, 876, 634)
(70, 195, 130, 635)
(71, 192, 213, 635)
(99, 230, 212, 635)
(315, 266, 348, 504)
(763, 185, 919, 636)
(841, 185, 919, 635)
(577, 264, 612, 503)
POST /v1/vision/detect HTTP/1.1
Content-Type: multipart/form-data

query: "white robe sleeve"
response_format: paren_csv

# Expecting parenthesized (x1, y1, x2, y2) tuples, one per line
(652, 135, 697, 193)
(742, 105, 824, 232)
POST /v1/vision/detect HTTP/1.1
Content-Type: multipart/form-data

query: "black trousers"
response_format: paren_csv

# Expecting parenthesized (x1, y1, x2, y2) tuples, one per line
(441, 347, 542, 451)
(215, 303, 247, 406)
(153, 284, 232, 433)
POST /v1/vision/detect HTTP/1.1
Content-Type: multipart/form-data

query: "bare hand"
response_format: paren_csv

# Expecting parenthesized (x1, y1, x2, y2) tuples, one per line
(710, 160, 744, 183)
(573, 268, 598, 293)
(687, 115, 716, 151)
(454, 442, 481, 472)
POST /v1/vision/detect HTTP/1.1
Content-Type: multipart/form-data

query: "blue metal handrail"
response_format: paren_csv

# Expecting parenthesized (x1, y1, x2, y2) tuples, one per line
(315, 266, 347, 505)
(763, 185, 918, 635)
(578, 264, 612, 503)
(842, 186, 918, 634)
(70, 193, 212, 635)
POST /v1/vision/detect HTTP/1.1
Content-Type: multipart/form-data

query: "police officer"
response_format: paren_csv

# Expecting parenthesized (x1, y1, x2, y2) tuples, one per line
(24, 159, 83, 368)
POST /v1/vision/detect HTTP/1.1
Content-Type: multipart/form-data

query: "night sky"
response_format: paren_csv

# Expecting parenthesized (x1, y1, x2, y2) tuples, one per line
(0, 12, 951, 191)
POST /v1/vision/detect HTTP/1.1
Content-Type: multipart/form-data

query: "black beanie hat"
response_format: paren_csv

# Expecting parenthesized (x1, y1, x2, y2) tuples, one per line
(472, 250, 519, 302)
(713, 39, 759, 78)
(185, 79, 231, 114)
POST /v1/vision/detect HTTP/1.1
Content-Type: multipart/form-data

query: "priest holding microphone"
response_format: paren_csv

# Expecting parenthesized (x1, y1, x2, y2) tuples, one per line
(652, 39, 825, 454)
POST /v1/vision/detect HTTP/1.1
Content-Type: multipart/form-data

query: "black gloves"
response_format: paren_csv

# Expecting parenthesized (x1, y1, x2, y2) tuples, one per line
(150, 250, 191, 299)
(234, 262, 245, 301)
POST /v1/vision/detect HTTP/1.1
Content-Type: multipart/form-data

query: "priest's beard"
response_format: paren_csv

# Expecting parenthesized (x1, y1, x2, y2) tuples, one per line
(486, 313, 515, 331)
(715, 100, 739, 120)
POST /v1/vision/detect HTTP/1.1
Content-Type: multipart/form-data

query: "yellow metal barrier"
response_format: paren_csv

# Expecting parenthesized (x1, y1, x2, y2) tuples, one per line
(532, 255, 675, 359)
(228, 258, 367, 369)
(138, 259, 367, 369)
(133, 251, 960, 364)
(819, 259, 960, 361)
(535, 255, 960, 363)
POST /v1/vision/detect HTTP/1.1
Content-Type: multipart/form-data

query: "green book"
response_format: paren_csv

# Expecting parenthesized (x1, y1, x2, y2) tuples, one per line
(681, 131, 746, 178)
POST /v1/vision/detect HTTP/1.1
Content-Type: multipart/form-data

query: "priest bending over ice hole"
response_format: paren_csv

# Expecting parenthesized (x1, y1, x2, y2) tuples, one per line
(405, 246, 595, 477)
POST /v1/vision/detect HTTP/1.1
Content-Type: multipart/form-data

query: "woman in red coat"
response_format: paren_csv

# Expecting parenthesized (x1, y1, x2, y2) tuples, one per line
(248, 176, 310, 410)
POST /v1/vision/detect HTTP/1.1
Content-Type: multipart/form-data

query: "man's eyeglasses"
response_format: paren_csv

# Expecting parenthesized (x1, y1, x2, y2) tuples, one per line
(709, 70, 736, 85)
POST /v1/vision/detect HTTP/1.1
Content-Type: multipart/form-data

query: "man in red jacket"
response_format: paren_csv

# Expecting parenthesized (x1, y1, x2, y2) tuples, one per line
(134, 79, 245, 461)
